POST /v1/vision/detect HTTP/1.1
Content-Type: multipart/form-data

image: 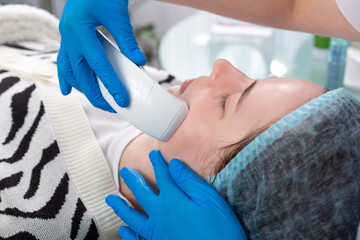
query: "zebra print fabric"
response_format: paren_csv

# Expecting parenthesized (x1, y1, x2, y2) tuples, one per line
(0, 44, 99, 239)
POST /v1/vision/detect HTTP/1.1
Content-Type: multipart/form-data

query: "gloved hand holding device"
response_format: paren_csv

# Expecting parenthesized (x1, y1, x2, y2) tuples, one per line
(106, 150, 247, 240)
(57, 0, 146, 111)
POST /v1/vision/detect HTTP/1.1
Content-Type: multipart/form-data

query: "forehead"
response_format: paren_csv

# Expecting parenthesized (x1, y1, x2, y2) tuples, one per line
(244, 77, 322, 104)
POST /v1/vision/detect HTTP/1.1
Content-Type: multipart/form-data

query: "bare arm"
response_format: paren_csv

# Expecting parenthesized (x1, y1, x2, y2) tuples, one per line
(159, 0, 360, 41)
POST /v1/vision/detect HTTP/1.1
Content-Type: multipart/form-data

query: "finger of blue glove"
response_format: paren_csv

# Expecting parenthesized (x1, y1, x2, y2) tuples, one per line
(120, 167, 157, 214)
(106, 24, 146, 66)
(105, 194, 148, 237)
(57, 46, 73, 95)
(148, 150, 177, 192)
(119, 227, 146, 240)
(80, 30, 129, 107)
(169, 158, 218, 203)
(95, 0, 146, 66)
(58, 75, 72, 96)
(69, 53, 116, 113)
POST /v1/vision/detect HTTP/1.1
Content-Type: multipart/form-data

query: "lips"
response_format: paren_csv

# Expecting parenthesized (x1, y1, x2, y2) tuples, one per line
(180, 79, 194, 94)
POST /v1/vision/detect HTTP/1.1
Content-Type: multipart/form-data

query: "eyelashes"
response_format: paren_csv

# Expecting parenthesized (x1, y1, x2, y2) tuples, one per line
(219, 94, 229, 109)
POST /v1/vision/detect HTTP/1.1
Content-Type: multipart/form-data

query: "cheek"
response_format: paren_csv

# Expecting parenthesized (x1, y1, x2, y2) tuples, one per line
(159, 115, 207, 159)
(158, 108, 217, 177)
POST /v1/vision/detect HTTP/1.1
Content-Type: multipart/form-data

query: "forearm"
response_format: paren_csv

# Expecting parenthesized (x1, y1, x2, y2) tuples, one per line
(158, 0, 360, 41)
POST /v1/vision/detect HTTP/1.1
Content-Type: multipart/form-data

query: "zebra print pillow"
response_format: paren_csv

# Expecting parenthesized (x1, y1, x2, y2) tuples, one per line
(0, 49, 99, 239)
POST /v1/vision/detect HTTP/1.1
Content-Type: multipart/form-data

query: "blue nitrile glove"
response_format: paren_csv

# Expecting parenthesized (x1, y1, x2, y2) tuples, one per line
(57, 0, 146, 111)
(105, 150, 247, 240)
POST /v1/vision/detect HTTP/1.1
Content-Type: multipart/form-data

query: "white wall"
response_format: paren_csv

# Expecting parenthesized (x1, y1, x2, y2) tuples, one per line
(50, 0, 65, 18)
(130, 1, 197, 38)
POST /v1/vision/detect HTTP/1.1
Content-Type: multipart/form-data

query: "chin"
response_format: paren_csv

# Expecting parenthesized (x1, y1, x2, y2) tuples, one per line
(167, 86, 181, 97)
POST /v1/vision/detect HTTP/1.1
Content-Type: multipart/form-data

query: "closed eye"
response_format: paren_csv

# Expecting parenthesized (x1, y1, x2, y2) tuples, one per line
(219, 94, 229, 109)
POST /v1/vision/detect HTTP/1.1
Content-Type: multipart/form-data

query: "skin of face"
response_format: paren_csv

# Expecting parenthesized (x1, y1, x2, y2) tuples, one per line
(119, 59, 326, 210)
(156, 59, 326, 178)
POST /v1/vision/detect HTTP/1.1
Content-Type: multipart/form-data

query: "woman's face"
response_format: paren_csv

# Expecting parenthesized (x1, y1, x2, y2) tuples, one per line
(157, 59, 325, 178)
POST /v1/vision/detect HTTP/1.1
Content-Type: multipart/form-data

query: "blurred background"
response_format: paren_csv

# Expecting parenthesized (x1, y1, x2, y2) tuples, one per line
(1, 0, 359, 98)
(0, 0, 197, 67)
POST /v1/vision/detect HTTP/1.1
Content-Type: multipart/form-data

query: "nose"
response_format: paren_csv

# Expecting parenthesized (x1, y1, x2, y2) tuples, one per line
(210, 59, 235, 80)
(210, 59, 251, 84)
(207, 59, 254, 93)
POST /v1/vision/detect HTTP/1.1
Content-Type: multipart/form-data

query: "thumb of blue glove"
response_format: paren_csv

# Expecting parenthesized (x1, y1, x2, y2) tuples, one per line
(57, 0, 146, 110)
(106, 150, 247, 240)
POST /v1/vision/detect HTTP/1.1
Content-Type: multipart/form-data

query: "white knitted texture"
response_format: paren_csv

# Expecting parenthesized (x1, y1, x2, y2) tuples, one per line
(36, 82, 126, 240)
(0, 4, 60, 47)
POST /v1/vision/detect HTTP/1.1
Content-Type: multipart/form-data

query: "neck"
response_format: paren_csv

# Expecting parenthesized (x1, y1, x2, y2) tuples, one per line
(119, 133, 159, 211)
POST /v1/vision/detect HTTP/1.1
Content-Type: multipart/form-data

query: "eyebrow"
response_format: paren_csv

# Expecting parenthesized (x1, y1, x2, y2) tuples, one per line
(236, 80, 257, 110)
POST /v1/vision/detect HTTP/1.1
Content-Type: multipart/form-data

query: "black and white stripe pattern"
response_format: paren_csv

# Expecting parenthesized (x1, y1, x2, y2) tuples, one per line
(0, 44, 99, 239)
(0, 39, 182, 239)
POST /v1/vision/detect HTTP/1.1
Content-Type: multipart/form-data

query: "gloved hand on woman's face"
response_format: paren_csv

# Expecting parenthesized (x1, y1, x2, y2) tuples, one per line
(105, 150, 247, 240)
(57, 0, 146, 111)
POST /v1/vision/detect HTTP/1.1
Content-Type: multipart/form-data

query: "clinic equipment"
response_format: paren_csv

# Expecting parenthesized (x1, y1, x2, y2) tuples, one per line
(206, 88, 360, 239)
(96, 31, 188, 142)
(326, 38, 350, 90)
(106, 150, 247, 240)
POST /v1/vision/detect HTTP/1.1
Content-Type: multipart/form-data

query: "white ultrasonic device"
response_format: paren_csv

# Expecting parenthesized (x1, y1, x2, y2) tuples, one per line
(96, 30, 188, 141)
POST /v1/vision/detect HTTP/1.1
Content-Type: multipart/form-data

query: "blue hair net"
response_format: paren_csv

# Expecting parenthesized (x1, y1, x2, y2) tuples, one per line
(205, 88, 360, 239)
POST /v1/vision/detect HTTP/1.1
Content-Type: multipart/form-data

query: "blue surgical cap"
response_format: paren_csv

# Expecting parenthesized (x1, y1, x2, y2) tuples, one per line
(205, 88, 360, 239)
